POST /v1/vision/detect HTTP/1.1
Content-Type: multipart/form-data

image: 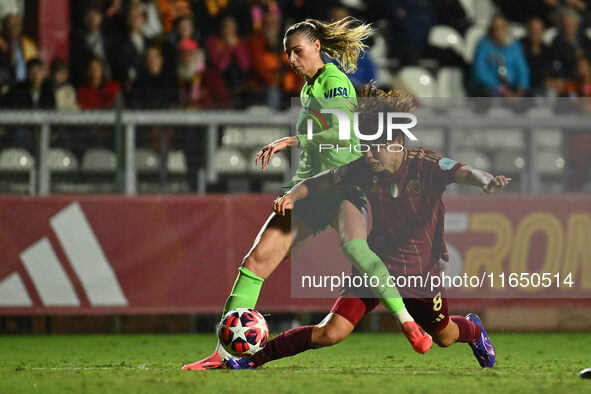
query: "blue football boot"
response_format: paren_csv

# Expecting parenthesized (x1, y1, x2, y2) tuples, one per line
(466, 313, 495, 368)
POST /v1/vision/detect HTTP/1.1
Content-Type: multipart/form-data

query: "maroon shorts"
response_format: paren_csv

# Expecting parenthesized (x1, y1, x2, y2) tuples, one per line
(330, 288, 450, 333)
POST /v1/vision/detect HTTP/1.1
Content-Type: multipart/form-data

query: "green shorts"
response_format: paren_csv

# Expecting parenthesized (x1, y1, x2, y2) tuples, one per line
(290, 185, 368, 235)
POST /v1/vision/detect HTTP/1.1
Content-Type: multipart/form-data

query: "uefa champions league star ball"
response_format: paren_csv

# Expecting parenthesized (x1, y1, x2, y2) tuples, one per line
(218, 308, 269, 357)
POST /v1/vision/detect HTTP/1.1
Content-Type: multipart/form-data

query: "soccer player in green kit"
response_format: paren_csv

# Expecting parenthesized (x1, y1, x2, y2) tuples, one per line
(182, 17, 431, 371)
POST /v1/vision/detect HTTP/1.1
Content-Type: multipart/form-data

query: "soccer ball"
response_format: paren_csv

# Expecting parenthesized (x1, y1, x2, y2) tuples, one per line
(218, 308, 269, 357)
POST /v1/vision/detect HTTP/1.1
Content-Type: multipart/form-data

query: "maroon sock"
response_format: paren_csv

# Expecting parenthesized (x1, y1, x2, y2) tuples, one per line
(252, 325, 315, 366)
(451, 316, 481, 343)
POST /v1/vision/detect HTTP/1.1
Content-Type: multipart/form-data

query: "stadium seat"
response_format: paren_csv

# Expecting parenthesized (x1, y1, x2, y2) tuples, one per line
(483, 108, 525, 150)
(444, 107, 486, 149)
(458, 0, 496, 24)
(0, 148, 35, 170)
(453, 128, 487, 149)
(437, 67, 467, 97)
(458, 0, 476, 20)
(248, 150, 287, 175)
(428, 25, 466, 57)
(492, 150, 526, 174)
(242, 127, 288, 147)
(407, 128, 445, 152)
(369, 31, 388, 67)
(464, 24, 487, 63)
(214, 148, 247, 175)
(135, 148, 160, 173)
(454, 149, 491, 171)
(222, 127, 244, 147)
(246, 105, 274, 114)
(526, 108, 563, 148)
(394, 67, 438, 97)
(376, 66, 394, 89)
(82, 149, 116, 172)
(0, 148, 35, 193)
(167, 150, 188, 174)
(536, 150, 565, 176)
(48, 148, 78, 172)
(543, 27, 557, 45)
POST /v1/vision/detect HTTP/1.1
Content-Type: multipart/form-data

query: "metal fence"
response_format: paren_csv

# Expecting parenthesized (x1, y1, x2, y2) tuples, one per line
(0, 108, 590, 195)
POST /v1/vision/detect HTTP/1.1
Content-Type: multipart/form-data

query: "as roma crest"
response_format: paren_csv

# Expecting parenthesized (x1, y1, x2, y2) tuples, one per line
(407, 179, 422, 194)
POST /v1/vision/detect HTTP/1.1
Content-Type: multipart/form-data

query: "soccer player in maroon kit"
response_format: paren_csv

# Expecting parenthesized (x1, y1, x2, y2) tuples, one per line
(227, 85, 510, 370)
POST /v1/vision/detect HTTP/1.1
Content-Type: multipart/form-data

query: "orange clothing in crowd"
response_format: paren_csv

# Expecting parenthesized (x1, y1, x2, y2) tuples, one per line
(158, 0, 192, 32)
(0, 35, 38, 63)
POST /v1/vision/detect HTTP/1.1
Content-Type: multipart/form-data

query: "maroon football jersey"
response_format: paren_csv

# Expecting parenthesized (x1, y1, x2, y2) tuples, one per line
(330, 147, 464, 276)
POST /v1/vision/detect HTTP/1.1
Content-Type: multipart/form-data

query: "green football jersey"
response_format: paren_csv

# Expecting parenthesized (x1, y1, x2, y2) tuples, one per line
(291, 63, 360, 184)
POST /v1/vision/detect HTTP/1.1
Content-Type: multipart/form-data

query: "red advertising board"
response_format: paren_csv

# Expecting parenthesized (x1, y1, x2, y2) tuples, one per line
(0, 195, 589, 315)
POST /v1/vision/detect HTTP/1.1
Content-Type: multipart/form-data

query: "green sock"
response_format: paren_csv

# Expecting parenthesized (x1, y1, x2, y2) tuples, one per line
(223, 267, 265, 315)
(341, 239, 406, 315)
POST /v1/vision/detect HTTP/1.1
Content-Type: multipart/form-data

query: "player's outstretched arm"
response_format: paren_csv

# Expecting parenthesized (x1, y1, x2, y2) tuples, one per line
(255, 136, 300, 171)
(454, 165, 511, 194)
(273, 171, 334, 215)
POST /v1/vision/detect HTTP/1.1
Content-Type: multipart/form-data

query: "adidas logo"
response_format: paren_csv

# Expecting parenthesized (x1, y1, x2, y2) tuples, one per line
(0, 202, 128, 308)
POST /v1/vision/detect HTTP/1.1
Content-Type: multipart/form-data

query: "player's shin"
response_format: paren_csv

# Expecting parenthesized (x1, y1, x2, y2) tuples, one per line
(341, 239, 432, 354)
(251, 326, 315, 367)
(217, 267, 265, 359)
(223, 266, 265, 315)
(340, 239, 408, 320)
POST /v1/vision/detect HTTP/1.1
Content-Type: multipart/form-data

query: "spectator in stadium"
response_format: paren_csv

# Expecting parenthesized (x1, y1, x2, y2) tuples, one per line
(191, 0, 252, 39)
(279, 0, 342, 24)
(7, 58, 54, 109)
(495, 0, 556, 25)
(70, 5, 114, 85)
(562, 55, 591, 191)
(433, 0, 472, 35)
(521, 17, 555, 95)
(135, 0, 163, 39)
(205, 15, 252, 108)
(130, 46, 176, 108)
(157, 0, 192, 33)
(112, 4, 154, 94)
(247, 0, 282, 34)
(176, 37, 205, 108)
(0, 13, 38, 84)
(550, 6, 591, 80)
(386, 0, 437, 66)
(471, 15, 530, 97)
(162, 14, 200, 76)
(249, 11, 285, 109)
(77, 58, 121, 109)
(49, 58, 79, 111)
(326, 6, 376, 90)
(176, 37, 230, 109)
(6, 58, 54, 151)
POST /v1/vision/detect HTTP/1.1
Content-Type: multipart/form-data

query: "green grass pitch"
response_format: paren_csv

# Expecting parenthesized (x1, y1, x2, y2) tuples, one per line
(1, 332, 590, 393)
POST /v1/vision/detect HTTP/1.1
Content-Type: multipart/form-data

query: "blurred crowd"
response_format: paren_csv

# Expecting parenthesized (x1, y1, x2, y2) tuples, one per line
(1, 0, 591, 109)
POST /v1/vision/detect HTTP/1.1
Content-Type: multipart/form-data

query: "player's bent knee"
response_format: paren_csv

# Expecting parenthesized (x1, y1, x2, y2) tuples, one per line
(312, 325, 350, 348)
(242, 255, 270, 279)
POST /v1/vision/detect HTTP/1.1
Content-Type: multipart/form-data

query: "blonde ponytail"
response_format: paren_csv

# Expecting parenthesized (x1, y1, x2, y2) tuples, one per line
(284, 17, 374, 73)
